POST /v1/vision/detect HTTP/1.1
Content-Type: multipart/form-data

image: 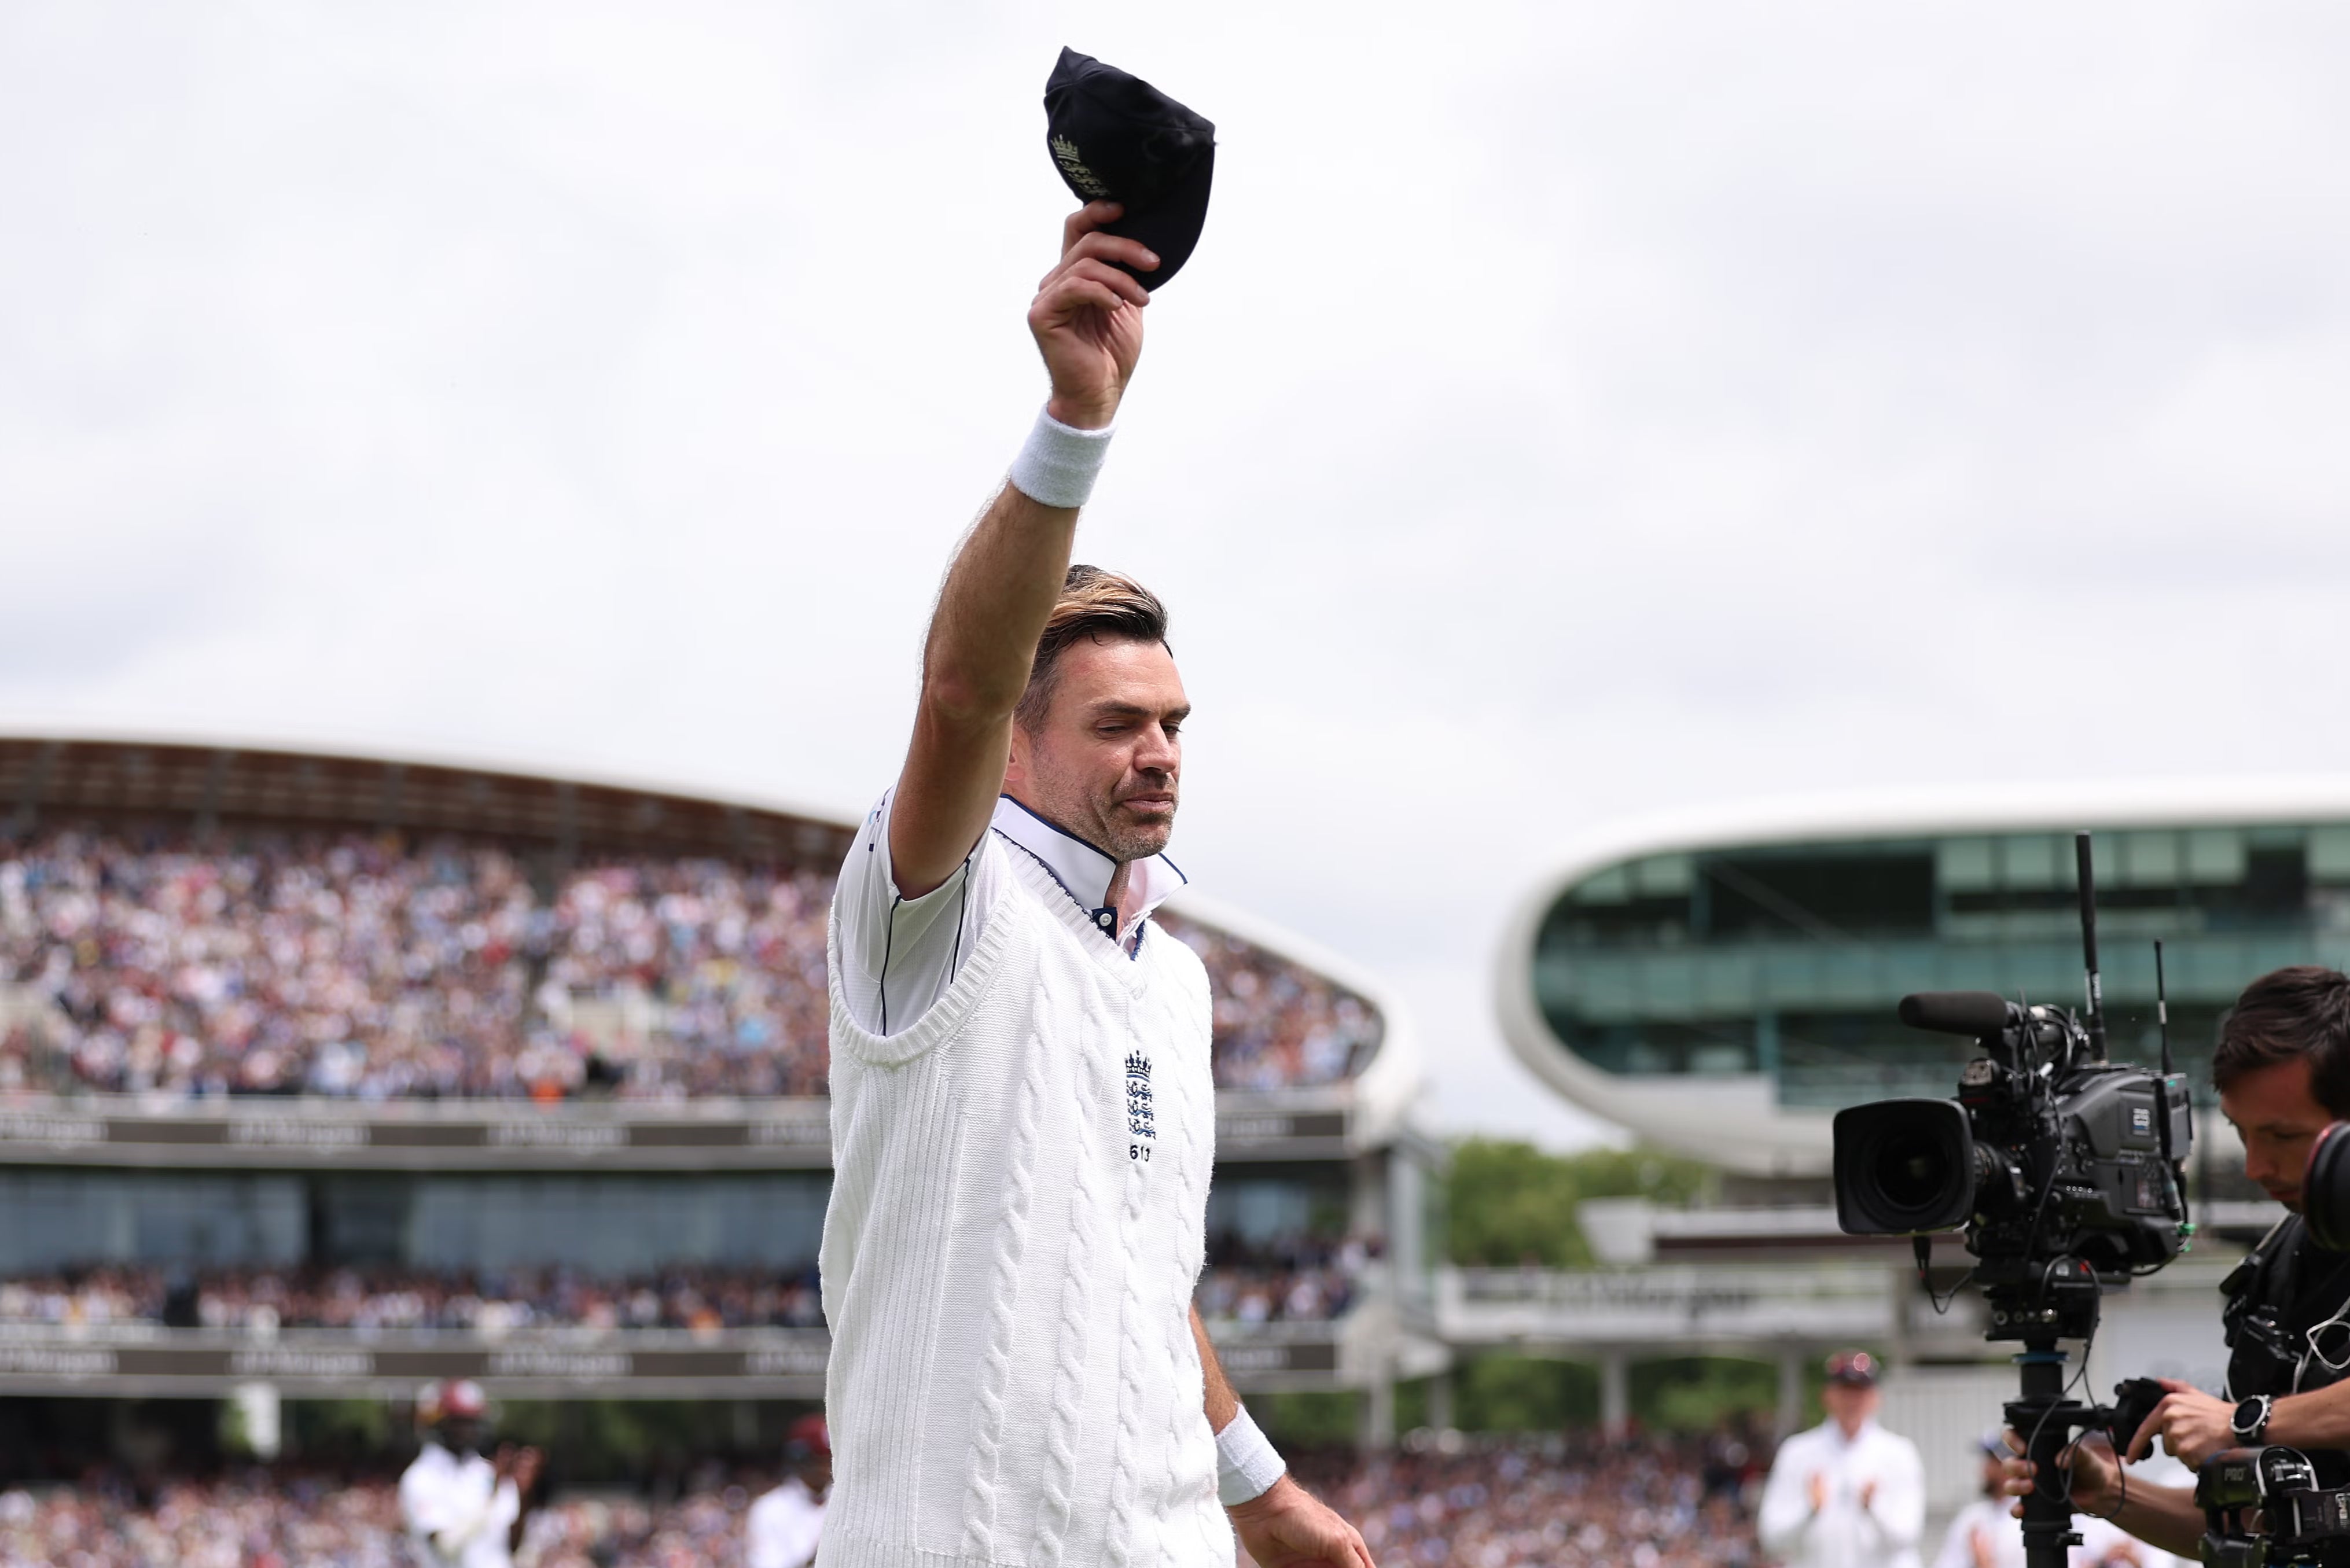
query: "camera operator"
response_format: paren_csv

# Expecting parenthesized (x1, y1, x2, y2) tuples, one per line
(2006, 966, 2350, 1558)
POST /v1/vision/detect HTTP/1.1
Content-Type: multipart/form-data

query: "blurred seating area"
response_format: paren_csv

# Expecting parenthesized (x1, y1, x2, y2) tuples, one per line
(0, 1473, 760, 1568)
(0, 829, 1380, 1101)
(1193, 1231, 1378, 1323)
(0, 1254, 1371, 1334)
(1307, 1430, 1764, 1568)
(1157, 913, 1382, 1089)
(0, 1434, 1763, 1568)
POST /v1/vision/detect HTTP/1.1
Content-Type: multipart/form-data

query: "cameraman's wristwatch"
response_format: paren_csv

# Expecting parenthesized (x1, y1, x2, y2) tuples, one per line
(2231, 1394, 2275, 1444)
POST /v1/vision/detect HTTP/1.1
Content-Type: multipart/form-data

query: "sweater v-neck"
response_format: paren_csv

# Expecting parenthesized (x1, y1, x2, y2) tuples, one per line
(998, 841, 1160, 991)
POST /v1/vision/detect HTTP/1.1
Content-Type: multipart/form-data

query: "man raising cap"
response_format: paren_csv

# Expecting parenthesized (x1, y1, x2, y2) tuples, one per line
(1758, 1351, 1925, 1568)
(814, 196, 1371, 1568)
(399, 1378, 542, 1568)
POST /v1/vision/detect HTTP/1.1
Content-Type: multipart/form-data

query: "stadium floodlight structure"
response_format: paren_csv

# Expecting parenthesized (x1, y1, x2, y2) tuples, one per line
(1495, 779, 2350, 1176)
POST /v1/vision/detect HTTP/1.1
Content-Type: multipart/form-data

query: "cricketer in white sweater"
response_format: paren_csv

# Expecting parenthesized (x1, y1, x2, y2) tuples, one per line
(814, 200, 1374, 1568)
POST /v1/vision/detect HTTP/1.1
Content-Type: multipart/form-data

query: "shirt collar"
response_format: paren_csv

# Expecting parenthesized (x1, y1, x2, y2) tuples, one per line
(1827, 1418, 1877, 1449)
(990, 794, 1188, 941)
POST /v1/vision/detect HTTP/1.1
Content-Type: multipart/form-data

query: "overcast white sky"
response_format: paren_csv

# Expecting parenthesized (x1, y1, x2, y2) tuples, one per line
(5, 3, 2349, 1148)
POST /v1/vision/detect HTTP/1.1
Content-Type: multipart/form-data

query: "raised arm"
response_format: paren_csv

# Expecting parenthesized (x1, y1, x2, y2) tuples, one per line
(889, 202, 1156, 897)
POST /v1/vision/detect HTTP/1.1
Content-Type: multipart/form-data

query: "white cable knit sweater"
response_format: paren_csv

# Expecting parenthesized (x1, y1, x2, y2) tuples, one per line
(818, 839, 1227, 1568)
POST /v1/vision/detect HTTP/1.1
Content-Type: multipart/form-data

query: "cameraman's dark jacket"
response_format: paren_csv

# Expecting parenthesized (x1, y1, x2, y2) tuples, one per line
(2225, 1213, 2350, 1482)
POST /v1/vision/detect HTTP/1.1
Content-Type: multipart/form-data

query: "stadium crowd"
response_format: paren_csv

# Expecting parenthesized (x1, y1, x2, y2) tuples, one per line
(1316, 1433, 1762, 1568)
(0, 1250, 1370, 1334)
(0, 1264, 828, 1335)
(1156, 914, 1381, 1090)
(0, 1474, 762, 1568)
(0, 830, 1380, 1102)
(1195, 1230, 1377, 1324)
(0, 1435, 1757, 1568)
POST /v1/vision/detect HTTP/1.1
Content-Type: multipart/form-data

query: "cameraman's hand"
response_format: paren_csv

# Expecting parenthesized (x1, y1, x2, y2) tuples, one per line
(2127, 1379, 2231, 1468)
(1029, 202, 1156, 431)
(2001, 1428, 2123, 1519)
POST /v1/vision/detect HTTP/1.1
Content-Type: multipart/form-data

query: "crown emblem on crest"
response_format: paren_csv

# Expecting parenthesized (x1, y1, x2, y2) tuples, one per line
(1124, 1052, 1151, 1081)
(1051, 135, 1110, 198)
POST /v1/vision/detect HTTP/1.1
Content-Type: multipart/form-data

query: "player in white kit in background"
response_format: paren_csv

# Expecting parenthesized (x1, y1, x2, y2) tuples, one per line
(398, 1378, 542, 1568)
(1759, 1351, 1926, 1568)
(747, 1414, 833, 1568)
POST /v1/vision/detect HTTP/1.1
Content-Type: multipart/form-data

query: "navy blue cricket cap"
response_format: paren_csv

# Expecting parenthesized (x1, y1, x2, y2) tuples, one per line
(1043, 47, 1215, 290)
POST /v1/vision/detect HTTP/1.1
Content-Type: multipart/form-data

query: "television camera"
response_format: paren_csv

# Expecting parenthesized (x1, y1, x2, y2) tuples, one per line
(1832, 832, 2195, 1568)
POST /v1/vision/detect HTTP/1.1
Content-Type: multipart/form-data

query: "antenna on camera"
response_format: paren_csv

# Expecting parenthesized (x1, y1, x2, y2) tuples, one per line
(2075, 831, 2108, 1061)
(2154, 938, 2173, 1078)
(2154, 937, 2193, 1241)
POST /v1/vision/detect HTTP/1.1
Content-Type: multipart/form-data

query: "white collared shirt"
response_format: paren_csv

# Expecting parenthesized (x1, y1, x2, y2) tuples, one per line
(836, 792, 1189, 1036)
(745, 1475, 827, 1568)
(398, 1441, 520, 1568)
(1757, 1416, 1926, 1568)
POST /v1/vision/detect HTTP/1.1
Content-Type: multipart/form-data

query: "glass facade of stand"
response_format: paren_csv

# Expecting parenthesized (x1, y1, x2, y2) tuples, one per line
(1531, 823, 2350, 1110)
(0, 1169, 832, 1273)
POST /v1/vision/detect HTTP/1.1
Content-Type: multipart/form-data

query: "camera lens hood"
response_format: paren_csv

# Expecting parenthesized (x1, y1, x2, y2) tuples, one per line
(1833, 1098, 1977, 1236)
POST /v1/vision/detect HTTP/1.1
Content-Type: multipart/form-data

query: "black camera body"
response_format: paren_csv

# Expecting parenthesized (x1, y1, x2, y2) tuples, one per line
(1826, 834, 2199, 1568)
(1833, 991, 2194, 1337)
(2199, 1446, 2350, 1567)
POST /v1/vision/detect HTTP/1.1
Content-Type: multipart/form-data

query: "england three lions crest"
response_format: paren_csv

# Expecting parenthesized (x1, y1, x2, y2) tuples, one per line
(1125, 1051, 1156, 1160)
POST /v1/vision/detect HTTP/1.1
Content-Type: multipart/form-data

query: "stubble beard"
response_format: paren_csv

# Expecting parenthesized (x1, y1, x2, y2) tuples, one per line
(1101, 822, 1171, 863)
(1089, 774, 1177, 863)
(1097, 798, 1175, 863)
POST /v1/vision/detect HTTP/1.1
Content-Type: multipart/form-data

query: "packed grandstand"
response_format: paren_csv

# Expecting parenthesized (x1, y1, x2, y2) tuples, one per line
(0, 741, 1427, 1564)
(0, 1436, 1766, 1568)
(0, 827, 1382, 1100)
(0, 1232, 1373, 1333)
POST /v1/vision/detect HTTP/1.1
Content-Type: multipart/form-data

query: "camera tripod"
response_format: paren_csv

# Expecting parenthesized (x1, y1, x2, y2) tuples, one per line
(1994, 1267, 2119, 1568)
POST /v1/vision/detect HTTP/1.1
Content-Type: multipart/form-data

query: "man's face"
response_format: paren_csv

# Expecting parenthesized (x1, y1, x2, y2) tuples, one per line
(438, 1417, 483, 1455)
(803, 1452, 834, 1495)
(1005, 636, 1187, 862)
(1821, 1381, 1878, 1436)
(2223, 1054, 2335, 1210)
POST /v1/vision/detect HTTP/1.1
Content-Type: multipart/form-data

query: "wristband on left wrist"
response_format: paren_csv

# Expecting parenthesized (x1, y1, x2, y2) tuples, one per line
(1216, 1405, 1288, 1507)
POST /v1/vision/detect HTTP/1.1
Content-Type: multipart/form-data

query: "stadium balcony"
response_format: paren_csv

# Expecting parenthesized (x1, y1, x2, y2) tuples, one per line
(0, 1309, 1394, 1404)
(0, 735, 1440, 1417)
(1495, 781, 2350, 1175)
(0, 1245, 1389, 1400)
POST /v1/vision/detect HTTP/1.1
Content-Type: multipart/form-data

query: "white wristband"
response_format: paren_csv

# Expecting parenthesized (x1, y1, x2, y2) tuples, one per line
(1007, 404, 1115, 509)
(1215, 1405, 1287, 1507)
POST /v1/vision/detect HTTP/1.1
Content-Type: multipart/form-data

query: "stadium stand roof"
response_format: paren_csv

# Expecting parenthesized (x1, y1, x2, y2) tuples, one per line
(0, 734, 852, 866)
(1496, 776, 2350, 1174)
